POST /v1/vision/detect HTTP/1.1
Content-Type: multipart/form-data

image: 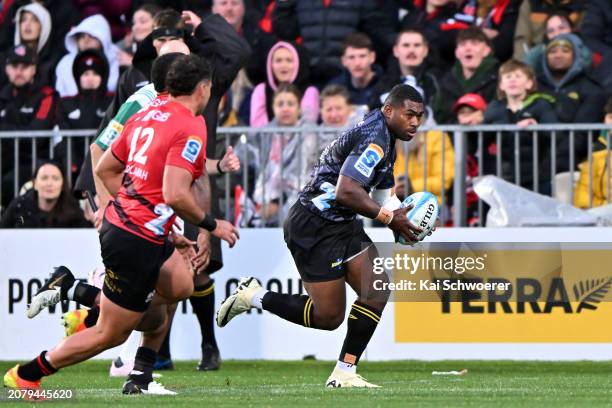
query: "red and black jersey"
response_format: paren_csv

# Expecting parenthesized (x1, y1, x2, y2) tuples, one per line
(105, 99, 207, 243)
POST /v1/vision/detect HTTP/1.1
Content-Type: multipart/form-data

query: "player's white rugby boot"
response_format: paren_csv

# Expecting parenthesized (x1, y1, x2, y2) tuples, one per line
(216, 277, 261, 327)
(27, 266, 75, 318)
(325, 368, 381, 388)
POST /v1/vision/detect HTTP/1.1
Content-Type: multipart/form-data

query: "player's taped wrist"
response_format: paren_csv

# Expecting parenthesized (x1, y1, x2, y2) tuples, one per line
(375, 207, 394, 225)
(216, 160, 225, 175)
(198, 214, 217, 231)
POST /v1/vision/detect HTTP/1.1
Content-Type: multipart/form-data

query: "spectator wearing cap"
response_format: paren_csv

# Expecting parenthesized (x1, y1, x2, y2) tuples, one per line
(433, 27, 499, 124)
(370, 29, 440, 112)
(513, 0, 586, 61)
(454, 93, 487, 126)
(0, 44, 59, 206)
(580, 0, 612, 93)
(54, 14, 120, 97)
(326, 32, 382, 108)
(453, 92, 490, 226)
(484, 60, 558, 192)
(0, 45, 57, 131)
(272, 0, 396, 87)
(56, 50, 114, 181)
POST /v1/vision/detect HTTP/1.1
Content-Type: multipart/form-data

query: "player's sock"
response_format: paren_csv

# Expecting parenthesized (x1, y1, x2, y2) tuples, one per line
(119, 331, 140, 363)
(130, 346, 156, 383)
(338, 301, 382, 366)
(261, 292, 315, 327)
(65, 282, 100, 307)
(17, 351, 58, 381)
(335, 360, 357, 374)
(83, 305, 100, 328)
(190, 280, 218, 349)
(250, 288, 268, 309)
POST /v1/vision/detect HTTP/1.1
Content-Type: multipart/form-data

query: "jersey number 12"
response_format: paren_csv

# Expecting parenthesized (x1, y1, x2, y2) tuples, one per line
(128, 126, 154, 165)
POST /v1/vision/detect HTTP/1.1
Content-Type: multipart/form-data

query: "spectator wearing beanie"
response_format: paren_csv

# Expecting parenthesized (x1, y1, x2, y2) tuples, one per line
(56, 49, 114, 181)
(54, 14, 120, 97)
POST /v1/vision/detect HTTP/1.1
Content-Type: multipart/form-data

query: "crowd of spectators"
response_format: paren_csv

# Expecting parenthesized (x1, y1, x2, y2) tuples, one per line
(1, 0, 612, 227)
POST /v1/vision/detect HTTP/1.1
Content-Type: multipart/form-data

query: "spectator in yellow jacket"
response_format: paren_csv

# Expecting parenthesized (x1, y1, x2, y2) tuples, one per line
(393, 126, 455, 205)
(574, 98, 612, 208)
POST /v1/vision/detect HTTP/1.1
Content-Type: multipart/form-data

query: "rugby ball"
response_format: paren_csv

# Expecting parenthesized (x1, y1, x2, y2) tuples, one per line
(397, 191, 439, 244)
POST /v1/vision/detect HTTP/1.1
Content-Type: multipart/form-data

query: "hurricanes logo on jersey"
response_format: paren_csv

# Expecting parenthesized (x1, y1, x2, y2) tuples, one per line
(182, 136, 202, 163)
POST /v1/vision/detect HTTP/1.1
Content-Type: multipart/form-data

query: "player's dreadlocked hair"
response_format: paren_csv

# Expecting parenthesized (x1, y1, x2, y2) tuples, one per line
(151, 53, 183, 93)
(383, 84, 423, 107)
(166, 54, 212, 97)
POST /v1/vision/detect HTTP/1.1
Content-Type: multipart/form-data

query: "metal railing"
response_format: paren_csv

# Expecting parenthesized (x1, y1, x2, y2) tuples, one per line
(1, 124, 611, 227)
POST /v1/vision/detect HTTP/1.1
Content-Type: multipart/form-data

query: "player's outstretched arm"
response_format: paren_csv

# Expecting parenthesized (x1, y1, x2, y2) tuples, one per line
(163, 165, 239, 248)
(336, 175, 422, 244)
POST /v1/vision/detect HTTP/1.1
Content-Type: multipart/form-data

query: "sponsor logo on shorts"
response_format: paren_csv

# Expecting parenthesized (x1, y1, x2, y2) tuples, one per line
(331, 258, 343, 268)
(182, 136, 202, 163)
(354, 143, 384, 178)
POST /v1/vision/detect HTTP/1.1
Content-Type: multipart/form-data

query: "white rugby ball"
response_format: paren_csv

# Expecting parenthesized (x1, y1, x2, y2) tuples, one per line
(398, 191, 439, 244)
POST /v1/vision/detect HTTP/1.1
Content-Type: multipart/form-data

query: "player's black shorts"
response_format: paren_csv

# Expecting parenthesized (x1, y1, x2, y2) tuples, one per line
(283, 202, 372, 282)
(99, 220, 174, 312)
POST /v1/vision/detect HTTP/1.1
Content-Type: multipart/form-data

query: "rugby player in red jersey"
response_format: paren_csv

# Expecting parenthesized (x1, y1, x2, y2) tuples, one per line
(3, 54, 238, 394)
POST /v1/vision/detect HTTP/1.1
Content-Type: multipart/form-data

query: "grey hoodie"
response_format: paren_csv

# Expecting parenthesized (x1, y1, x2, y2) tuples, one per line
(14, 3, 52, 53)
(54, 14, 119, 97)
(540, 33, 589, 92)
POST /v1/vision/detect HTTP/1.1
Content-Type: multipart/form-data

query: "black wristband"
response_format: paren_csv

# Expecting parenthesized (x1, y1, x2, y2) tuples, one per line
(216, 160, 225, 175)
(198, 214, 217, 231)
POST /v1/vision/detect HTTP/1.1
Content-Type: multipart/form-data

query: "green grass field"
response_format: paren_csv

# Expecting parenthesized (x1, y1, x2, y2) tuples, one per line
(1, 360, 611, 407)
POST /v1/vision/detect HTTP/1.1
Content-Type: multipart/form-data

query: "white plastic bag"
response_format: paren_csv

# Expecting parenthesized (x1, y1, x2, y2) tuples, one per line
(473, 175, 598, 227)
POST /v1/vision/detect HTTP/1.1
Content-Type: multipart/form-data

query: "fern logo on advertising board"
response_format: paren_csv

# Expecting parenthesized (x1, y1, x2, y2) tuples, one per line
(387, 245, 612, 343)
